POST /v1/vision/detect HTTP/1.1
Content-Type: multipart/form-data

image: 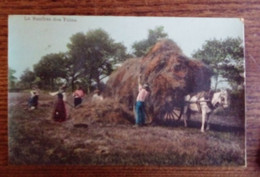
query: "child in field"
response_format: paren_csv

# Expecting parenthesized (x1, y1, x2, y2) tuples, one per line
(73, 85, 85, 107)
(27, 86, 39, 110)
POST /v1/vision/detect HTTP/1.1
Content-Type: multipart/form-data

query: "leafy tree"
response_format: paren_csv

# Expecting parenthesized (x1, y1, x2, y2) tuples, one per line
(192, 38, 244, 90)
(31, 29, 129, 91)
(8, 67, 17, 89)
(20, 68, 36, 88)
(84, 29, 116, 89)
(34, 53, 66, 90)
(113, 42, 133, 64)
(132, 26, 168, 57)
(66, 33, 87, 90)
(67, 29, 129, 91)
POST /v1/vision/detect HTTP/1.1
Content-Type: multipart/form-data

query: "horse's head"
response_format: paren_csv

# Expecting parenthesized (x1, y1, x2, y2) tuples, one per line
(211, 89, 229, 108)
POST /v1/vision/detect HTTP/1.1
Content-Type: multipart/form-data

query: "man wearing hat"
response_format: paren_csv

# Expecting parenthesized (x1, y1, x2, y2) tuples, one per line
(135, 75, 150, 127)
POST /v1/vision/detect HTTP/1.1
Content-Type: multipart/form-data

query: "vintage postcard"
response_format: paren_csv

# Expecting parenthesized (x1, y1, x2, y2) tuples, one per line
(8, 15, 245, 166)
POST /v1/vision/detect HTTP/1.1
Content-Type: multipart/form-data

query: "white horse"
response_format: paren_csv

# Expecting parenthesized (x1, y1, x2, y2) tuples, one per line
(182, 90, 229, 132)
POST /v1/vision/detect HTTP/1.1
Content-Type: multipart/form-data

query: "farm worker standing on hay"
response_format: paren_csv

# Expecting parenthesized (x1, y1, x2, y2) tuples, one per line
(73, 85, 85, 107)
(27, 85, 39, 110)
(135, 75, 150, 127)
(49, 84, 70, 122)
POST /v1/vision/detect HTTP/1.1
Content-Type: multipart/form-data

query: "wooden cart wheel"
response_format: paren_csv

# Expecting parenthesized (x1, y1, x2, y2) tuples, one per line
(159, 102, 183, 121)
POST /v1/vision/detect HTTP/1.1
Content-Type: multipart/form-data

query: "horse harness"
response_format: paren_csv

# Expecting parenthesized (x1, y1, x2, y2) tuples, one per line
(185, 91, 214, 113)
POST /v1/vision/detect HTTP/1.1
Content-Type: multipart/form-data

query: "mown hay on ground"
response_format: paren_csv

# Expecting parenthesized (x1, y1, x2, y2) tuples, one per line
(70, 98, 135, 126)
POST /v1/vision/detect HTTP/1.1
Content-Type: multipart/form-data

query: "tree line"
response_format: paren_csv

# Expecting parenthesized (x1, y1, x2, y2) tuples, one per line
(8, 26, 244, 93)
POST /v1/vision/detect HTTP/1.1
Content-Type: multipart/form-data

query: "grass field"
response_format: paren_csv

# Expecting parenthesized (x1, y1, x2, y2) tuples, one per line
(8, 92, 245, 166)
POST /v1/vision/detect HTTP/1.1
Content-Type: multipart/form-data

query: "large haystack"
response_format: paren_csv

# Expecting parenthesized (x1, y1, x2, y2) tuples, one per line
(105, 39, 212, 122)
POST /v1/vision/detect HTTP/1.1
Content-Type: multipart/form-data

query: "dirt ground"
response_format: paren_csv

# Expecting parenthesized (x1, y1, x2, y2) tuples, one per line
(8, 92, 245, 166)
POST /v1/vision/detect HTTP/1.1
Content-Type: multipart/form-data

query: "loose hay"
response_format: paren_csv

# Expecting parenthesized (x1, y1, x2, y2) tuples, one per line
(105, 39, 212, 122)
(71, 98, 135, 126)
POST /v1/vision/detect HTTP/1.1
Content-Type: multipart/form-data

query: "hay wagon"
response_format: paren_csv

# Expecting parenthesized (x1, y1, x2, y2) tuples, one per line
(105, 39, 212, 124)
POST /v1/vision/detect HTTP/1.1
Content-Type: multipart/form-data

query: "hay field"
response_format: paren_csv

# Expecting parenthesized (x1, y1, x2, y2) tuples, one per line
(8, 92, 245, 166)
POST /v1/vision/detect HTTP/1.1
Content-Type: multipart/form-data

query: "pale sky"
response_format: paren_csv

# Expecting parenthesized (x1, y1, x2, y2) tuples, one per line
(8, 15, 244, 79)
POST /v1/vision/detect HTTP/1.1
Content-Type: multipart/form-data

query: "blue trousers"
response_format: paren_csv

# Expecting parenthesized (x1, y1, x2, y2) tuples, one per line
(135, 101, 145, 125)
